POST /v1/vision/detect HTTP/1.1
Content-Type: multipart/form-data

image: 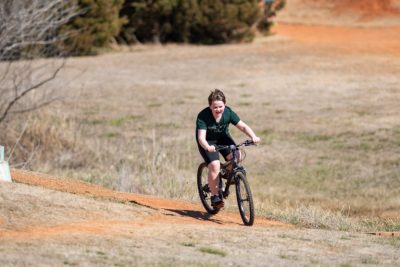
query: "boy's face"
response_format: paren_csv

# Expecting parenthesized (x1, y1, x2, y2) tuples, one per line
(210, 100, 225, 118)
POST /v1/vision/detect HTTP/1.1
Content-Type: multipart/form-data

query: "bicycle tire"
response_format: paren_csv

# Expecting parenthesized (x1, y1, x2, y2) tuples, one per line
(234, 171, 255, 226)
(197, 162, 220, 215)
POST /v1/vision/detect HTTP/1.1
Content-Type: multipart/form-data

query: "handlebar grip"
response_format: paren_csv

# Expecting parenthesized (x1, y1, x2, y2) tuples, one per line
(214, 145, 226, 152)
(244, 140, 254, 146)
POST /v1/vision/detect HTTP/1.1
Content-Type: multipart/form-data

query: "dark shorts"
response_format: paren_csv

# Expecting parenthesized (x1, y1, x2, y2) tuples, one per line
(197, 135, 236, 165)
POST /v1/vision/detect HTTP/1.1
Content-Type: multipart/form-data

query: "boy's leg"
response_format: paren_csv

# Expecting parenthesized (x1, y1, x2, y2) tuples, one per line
(208, 160, 224, 208)
(207, 160, 220, 196)
(197, 140, 225, 207)
(197, 140, 222, 196)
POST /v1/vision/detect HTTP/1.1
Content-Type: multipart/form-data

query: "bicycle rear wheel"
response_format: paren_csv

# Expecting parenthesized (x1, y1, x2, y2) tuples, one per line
(197, 162, 220, 214)
(234, 171, 255, 226)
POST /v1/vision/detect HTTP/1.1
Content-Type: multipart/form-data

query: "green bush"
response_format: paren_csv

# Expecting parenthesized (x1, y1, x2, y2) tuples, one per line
(62, 0, 126, 55)
(119, 0, 262, 44)
(119, 0, 179, 43)
(191, 0, 261, 44)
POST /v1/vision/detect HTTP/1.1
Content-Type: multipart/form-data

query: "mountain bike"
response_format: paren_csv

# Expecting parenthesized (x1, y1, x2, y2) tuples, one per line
(197, 140, 256, 226)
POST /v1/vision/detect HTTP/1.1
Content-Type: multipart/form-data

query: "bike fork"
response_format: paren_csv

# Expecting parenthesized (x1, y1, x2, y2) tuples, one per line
(221, 176, 233, 199)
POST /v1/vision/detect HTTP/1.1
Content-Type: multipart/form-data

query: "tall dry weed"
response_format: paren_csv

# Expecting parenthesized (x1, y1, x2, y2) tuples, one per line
(1, 108, 84, 169)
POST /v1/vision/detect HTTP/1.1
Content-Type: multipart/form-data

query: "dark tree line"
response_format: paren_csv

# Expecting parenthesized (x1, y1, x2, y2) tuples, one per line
(1, 0, 286, 58)
(62, 0, 285, 55)
(118, 0, 261, 45)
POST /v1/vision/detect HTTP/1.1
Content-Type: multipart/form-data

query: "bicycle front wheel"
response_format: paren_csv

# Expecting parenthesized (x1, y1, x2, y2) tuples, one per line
(197, 162, 220, 215)
(234, 171, 255, 226)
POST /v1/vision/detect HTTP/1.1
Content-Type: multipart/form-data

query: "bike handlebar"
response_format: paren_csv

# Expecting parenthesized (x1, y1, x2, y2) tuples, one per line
(214, 140, 255, 152)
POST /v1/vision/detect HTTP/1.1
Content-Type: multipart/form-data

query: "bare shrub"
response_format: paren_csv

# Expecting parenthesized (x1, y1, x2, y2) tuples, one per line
(0, 0, 79, 124)
(2, 109, 82, 169)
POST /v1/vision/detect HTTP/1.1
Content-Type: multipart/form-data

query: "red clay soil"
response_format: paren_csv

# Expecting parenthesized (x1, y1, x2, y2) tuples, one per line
(10, 169, 287, 228)
(302, 0, 400, 16)
(273, 0, 400, 56)
(0, 221, 130, 239)
(335, 0, 400, 17)
(273, 24, 400, 57)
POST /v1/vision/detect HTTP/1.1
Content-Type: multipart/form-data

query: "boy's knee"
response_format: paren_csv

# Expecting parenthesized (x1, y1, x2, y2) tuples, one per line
(208, 160, 220, 171)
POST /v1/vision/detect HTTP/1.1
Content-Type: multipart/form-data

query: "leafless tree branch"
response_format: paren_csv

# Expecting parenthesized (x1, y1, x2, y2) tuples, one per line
(0, 0, 80, 124)
(0, 61, 65, 122)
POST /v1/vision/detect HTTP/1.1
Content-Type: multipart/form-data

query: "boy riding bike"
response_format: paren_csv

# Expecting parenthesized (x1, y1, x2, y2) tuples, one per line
(196, 89, 261, 208)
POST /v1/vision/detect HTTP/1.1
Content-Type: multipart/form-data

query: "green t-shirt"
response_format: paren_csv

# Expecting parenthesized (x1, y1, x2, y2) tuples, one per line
(196, 106, 240, 140)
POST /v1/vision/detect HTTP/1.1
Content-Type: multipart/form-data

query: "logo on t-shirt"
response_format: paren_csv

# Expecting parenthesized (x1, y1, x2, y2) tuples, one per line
(208, 124, 226, 133)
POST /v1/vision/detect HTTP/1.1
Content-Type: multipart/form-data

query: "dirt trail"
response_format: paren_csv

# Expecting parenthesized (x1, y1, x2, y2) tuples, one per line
(10, 169, 286, 228)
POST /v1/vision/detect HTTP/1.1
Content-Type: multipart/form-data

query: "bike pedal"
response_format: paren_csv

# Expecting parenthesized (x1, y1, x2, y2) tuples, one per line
(202, 184, 210, 193)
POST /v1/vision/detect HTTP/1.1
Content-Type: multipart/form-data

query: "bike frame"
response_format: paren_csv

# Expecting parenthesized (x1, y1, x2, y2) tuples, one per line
(216, 140, 253, 197)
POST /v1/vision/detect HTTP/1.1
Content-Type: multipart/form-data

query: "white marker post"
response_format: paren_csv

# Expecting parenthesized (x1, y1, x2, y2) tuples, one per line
(0, 145, 12, 182)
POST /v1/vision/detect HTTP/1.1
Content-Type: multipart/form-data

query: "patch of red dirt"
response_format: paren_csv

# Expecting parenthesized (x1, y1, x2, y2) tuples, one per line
(302, 0, 400, 17)
(274, 23, 400, 57)
(10, 169, 289, 229)
(335, 0, 400, 17)
(0, 221, 130, 239)
(11, 169, 193, 210)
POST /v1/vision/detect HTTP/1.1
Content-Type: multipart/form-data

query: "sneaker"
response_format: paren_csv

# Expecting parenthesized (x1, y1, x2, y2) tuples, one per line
(211, 195, 224, 208)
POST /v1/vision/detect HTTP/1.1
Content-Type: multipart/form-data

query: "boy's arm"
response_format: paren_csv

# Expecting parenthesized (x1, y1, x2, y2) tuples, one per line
(235, 121, 261, 144)
(198, 129, 216, 152)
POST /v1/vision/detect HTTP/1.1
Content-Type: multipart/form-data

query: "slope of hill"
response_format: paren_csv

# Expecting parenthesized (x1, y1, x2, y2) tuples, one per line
(1, 171, 400, 266)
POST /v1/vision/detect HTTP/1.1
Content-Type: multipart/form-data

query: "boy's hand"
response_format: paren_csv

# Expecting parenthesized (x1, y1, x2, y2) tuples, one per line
(252, 136, 261, 145)
(207, 145, 216, 152)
